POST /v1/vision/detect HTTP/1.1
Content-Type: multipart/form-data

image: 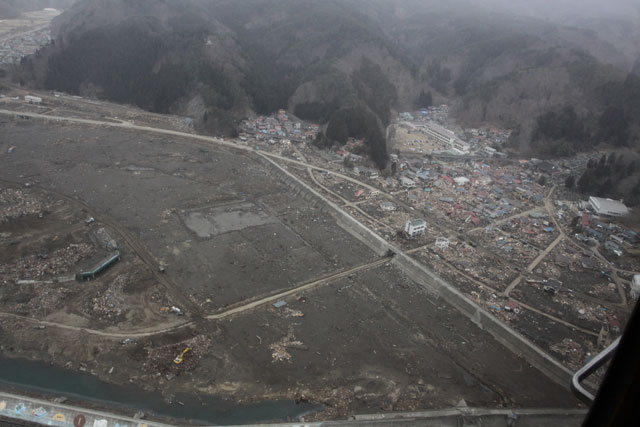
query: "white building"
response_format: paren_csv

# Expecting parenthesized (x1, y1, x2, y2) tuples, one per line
(405, 219, 426, 237)
(452, 140, 470, 154)
(400, 177, 417, 188)
(631, 275, 640, 300)
(423, 123, 456, 146)
(25, 95, 42, 104)
(589, 197, 630, 217)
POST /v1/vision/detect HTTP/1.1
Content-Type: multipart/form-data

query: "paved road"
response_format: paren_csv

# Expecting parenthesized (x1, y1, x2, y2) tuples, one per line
(0, 390, 587, 427)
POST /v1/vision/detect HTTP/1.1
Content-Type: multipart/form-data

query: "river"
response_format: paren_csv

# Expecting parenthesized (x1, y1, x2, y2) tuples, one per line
(0, 357, 320, 425)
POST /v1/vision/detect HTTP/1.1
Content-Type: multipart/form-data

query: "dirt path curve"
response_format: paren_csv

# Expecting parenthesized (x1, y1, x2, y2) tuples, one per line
(0, 312, 193, 339)
(0, 109, 453, 238)
(0, 249, 387, 338)
(206, 257, 389, 320)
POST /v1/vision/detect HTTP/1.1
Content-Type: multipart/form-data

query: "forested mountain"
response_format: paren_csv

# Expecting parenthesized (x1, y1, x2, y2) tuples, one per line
(12, 0, 640, 165)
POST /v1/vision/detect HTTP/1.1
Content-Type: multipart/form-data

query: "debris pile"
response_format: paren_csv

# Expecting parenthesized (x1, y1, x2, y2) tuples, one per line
(9, 243, 94, 280)
(269, 327, 306, 362)
(550, 338, 584, 370)
(22, 285, 72, 317)
(0, 188, 50, 222)
(282, 308, 304, 318)
(86, 274, 128, 321)
(95, 227, 118, 250)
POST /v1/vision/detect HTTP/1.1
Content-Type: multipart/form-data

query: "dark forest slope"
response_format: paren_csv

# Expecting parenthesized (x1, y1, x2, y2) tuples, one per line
(13, 0, 640, 163)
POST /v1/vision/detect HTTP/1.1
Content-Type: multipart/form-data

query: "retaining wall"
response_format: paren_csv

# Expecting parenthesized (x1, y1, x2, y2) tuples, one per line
(254, 152, 574, 390)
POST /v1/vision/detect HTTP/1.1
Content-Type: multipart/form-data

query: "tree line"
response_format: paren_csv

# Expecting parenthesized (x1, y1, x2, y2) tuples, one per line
(575, 153, 640, 206)
(320, 102, 388, 170)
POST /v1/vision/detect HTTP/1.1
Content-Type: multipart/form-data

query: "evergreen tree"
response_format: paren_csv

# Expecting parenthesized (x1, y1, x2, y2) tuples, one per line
(415, 90, 433, 109)
(599, 154, 607, 167)
(565, 175, 575, 189)
(598, 178, 613, 197)
(578, 169, 596, 193)
(326, 116, 348, 143)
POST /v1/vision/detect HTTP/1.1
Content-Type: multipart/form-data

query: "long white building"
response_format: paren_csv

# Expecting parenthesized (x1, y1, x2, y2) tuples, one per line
(420, 122, 470, 154)
(452, 140, 470, 154)
(589, 197, 629, 217)
(422, 123, 456, 146)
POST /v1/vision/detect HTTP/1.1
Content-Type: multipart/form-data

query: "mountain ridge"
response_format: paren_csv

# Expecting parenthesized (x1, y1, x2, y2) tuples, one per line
(12, 0, 640, 163)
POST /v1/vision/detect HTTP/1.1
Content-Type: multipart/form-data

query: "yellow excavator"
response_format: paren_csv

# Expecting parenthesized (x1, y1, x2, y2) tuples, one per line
(173, 347, 191, 364)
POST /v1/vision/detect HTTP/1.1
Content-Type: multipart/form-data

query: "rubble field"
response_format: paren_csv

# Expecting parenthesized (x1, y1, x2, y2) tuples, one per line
(0, 117, 581, 419)
(509, 308, 599, 372)
(0, 185, 177, 330)
(411, 247, 517, 293)
(0, 263, 578, 420)
(1, 120, 376, 313)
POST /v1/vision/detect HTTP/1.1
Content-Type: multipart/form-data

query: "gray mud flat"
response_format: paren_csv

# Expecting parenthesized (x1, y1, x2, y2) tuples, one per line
(184, 202, 277, 238)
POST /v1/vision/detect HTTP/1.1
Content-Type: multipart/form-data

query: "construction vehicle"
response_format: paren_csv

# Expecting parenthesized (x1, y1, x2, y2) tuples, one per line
(173, 347, 191, 364)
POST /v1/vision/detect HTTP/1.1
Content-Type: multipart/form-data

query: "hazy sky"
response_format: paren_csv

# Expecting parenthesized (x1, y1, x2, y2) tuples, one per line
(475, 0, 640, 22)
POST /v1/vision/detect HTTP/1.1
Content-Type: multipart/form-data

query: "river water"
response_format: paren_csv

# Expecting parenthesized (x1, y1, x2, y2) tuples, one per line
(0, 357, 320, 425)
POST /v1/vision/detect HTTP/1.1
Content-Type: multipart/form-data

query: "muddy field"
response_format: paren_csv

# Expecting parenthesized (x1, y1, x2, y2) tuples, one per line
(0, 116, 580, 420)
(0, 264, 578, 420)
(1, 119, 375, 313)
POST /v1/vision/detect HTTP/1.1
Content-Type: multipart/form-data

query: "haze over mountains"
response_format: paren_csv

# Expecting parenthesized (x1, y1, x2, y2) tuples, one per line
(12, 0, 640, 160)
(0, 0, 77, 19)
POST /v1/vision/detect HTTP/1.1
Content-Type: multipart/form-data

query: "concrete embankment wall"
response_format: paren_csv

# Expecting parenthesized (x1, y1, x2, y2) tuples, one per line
(394, 252, 574, 388)
(254, 152, 574, 390)
(252, 153, 393, 256)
